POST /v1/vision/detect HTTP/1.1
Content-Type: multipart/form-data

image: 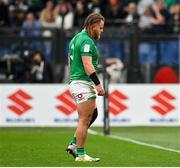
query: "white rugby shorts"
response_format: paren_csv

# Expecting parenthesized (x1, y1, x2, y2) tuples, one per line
(69, 80, 96, 104)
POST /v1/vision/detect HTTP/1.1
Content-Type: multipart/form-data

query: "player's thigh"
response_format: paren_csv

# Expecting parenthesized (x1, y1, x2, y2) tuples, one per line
(77, 98, 96, 119)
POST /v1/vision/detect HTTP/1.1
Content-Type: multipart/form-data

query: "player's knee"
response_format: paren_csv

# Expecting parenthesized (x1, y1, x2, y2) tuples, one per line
(80, 114, 92, 127)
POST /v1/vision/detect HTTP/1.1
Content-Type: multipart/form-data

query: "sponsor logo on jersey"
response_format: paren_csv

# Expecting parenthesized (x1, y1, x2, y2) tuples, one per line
(84, 44, 90, 52)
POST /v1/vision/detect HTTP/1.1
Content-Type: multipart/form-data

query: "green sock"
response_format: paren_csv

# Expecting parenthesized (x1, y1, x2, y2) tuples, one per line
(71, 137, 76, 145)
(77, 147, 85, 156)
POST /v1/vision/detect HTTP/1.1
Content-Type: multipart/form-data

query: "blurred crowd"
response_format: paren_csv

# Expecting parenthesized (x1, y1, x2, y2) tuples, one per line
(0, 0, 179, 84)
(0, 0, 179, 33)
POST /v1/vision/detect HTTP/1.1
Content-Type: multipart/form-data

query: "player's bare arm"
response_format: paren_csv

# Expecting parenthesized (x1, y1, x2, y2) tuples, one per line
(82, 56, 105, 96)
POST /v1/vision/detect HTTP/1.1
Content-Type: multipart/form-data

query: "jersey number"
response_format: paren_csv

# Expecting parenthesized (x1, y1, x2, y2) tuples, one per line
(70, 44, 74, 61)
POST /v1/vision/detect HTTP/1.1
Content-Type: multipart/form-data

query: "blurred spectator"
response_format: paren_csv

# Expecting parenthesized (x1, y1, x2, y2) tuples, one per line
(30, 50, 53, 83)
(40, 4, 56, 63)
(41, 10, 57, 28)
(153, 66, 179, 83)
(73, 0, 89, 28)
(0, 0, 9, 27)
(40, 1, 57, 31)
(138, 0, 155, 15)
(87, 0, 102, 14)
(21, 12, 44, 55)
(40, 0, 54, 24)
(40, 8, 56, 62)
(105, 0, 127, 25)
(125, 2, 139, 23)
(150, 0, 171, 33)
(169, 4, 180, 33)
(21, 12, 42, 36)
(8, 0, 29, 26)
(106, 58, 124, 83)
(139, 5, 154, 30)
(54, 1, 74, 29)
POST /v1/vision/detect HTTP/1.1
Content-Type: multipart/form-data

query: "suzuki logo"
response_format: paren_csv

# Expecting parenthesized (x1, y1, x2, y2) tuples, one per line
(109, 90, 128, 115)
(8, 89, 32, 116)
(152, 90, 176, 116)
(56, 90, 77, 115)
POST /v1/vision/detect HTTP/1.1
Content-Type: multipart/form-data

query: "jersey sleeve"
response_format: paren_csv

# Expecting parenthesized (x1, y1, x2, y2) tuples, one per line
(80, 39, 94, 57)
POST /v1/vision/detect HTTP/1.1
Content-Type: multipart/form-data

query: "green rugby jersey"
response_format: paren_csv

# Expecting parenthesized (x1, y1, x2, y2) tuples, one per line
(69, 29, 100, 83)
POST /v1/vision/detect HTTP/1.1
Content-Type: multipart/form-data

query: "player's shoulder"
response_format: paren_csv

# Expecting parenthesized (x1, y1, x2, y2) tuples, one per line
(70, 30, 94, 47)
(78, 30, 94, 43)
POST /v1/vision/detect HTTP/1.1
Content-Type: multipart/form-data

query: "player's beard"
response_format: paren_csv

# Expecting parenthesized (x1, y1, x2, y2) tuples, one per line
(93, 30, 101, 40)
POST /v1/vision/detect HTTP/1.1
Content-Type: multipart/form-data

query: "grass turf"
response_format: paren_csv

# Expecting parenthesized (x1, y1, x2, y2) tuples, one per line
(0, 127, 180, 167)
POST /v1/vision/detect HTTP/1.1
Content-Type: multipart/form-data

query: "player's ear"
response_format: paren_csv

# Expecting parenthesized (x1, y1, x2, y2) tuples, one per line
(91, 23, 97, 30)
(89, 24, 93, 30)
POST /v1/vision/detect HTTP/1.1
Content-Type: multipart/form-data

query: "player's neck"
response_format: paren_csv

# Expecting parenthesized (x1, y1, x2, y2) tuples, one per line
(85, 28, 94, 40)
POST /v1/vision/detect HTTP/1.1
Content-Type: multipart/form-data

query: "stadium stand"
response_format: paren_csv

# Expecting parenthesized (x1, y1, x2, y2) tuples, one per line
(0, 0, 179, 83)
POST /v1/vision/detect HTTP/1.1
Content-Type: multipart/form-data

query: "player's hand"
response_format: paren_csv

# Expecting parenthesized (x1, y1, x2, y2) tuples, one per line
(95, 84, 105, 96)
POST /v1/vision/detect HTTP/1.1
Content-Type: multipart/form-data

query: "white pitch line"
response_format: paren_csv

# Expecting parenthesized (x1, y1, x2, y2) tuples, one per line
(88, 129, 180, 154)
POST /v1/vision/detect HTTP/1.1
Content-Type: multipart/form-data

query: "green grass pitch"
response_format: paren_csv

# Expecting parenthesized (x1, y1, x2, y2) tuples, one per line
(0, 127, 180, 167)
